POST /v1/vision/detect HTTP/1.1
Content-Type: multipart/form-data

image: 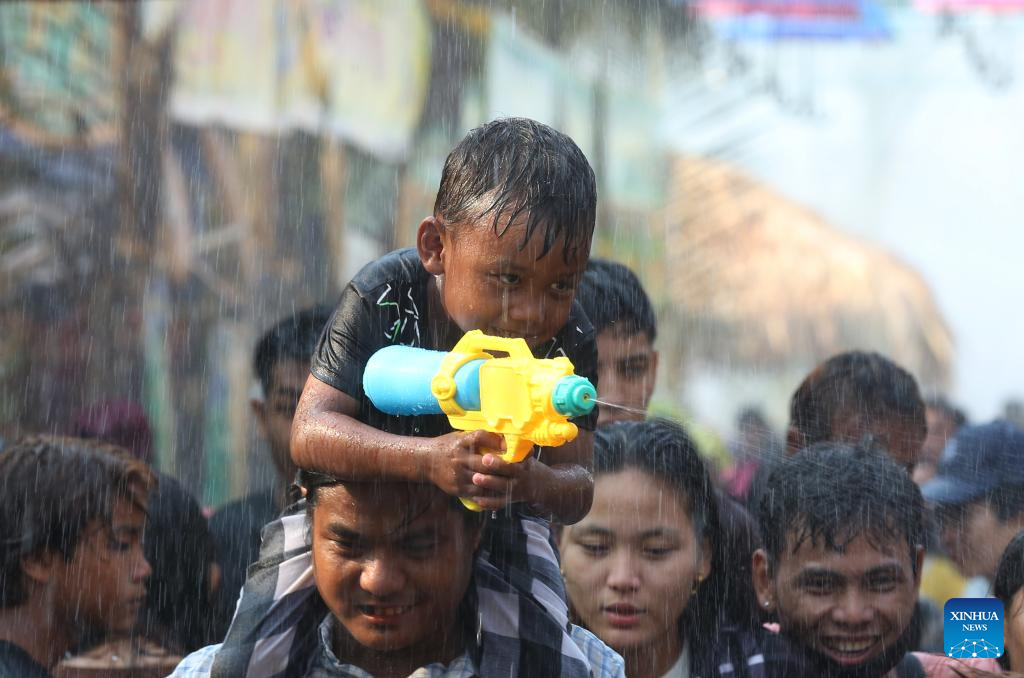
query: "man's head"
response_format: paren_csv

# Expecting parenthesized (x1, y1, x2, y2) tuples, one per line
(575, 259, 658, 425)
(304, 473, 485, 668)
(912, 396, 968, 485)
(753, 441, 926, 677)
(922, 420, 1024, 579)
(787, 351, 926, 472)
(417, 118, 596, 349)
(0, 436, 155, 637)
(253, 306, 332, 483)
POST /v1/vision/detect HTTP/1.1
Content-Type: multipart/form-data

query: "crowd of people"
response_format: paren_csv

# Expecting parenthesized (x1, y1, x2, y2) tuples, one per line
(1, 118, 1022, 678)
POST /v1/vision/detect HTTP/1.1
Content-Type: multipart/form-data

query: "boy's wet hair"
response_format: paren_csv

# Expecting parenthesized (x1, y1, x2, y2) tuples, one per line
(433, 118, 597, 261)
(0, 435, 155, 608)
(576, 258, 657, 341)
(757, 439, 926, 574)
(594, 420, 741, 630)
(253, 305, 333, 395)
(790, 351, 926, 447)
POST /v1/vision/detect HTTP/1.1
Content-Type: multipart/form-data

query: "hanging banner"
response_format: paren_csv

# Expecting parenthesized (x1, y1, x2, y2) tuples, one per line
(169, 0, 431, 161)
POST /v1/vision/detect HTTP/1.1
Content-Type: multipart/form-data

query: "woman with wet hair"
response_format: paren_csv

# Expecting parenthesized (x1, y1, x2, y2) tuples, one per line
(560, 419, 794, 678)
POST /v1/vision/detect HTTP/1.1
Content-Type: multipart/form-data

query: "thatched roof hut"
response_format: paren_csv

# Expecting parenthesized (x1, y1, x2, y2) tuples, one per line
(664, 154, 953, 388)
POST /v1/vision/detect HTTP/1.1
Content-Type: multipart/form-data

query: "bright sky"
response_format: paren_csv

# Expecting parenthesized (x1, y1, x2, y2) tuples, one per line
(667, 10, 1023, 421)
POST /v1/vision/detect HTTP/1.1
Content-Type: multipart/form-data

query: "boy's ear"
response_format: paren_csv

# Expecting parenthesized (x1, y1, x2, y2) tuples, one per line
(417, 216, 446, 275)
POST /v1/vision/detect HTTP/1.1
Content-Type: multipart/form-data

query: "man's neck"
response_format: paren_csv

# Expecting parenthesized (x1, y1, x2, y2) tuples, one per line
(0, 600, 73, 669)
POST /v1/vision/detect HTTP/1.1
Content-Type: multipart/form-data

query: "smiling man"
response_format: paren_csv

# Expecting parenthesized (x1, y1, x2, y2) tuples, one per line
(172, 474, 626, 677)
(753, 440, 927, 677)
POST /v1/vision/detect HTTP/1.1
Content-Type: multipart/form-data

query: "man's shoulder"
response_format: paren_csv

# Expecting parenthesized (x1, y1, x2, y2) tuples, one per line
(567, 625, 626, 678)
(348, 248, 426, 295)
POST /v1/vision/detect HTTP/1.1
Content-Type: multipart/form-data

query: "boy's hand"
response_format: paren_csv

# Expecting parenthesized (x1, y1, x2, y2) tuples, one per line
(426, 430, 506, 499)
(467, 454, 546, 511)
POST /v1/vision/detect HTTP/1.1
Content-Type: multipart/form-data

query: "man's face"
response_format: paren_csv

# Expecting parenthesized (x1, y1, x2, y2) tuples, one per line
(420, 216, 589, 350)
(311, 483, 481, 659)
(757, 534, 921, 673)
(561, 470, 710, 654)
(253, 359, 307, 483)
(830, 414, 924, 474)
(57, 497, 151, 635)
(594, 329, 657, 426)
(938, 500, 1022, 579)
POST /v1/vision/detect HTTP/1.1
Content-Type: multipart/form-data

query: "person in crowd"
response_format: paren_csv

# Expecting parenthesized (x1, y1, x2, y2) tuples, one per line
(210, 118, 604, 677)
(923, 421, 1024, 598)
(170, 476, 625, 677)
(996, 530, 1024, 672)
(575, 258, 659, 426)
(0, 436, 154, 677)
(721, 407, 783, 503)
(209, 305, 331, 630)
(73, 398, 221, 653)
(785, 351, 927, 472)
(573, 258, 729, 468)
(561, 419, 799, 678)
(913, 397, 968, 487)
(753, 440, 929, 677)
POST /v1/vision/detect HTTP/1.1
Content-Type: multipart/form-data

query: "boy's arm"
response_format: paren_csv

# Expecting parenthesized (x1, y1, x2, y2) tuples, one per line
(469, 430, 595, 524)
(291, 375, 503, 494)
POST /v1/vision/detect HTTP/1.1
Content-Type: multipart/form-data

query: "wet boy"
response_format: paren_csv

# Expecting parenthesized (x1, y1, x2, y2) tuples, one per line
(211, 118, 602, 677)
(0, 436, 154, 677)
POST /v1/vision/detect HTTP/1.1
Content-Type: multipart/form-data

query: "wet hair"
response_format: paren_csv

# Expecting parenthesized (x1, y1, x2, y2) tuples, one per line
(576, 258, 657, 341)
(925, 396, 968, 429)
(994, 530, 1024, 670)
(591, 420, 756, 631)
(789, 351, 926, 448)
(301, 470, 486, 533)
(0, 435, 155, 608)
(433, 118, 597, 262)
(758, 439, 926, 575)
(253, 305, 333, 395)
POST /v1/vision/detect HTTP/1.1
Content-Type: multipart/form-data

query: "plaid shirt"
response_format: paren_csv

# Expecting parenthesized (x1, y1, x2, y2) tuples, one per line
(207, 501, 604, 678)
(173, 594, 624, 677)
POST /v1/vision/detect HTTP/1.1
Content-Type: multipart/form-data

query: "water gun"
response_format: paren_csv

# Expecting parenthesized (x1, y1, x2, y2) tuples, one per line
(363, 330, 597, 511)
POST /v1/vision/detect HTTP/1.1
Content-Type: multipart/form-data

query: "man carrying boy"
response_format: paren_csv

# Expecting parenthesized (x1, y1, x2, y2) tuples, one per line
(172, 474, 625, 677)
(211, 118, 606, 677)
(0, 436, 154, 677)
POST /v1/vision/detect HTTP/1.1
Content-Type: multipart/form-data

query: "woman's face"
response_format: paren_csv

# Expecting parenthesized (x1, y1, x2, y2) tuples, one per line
(561, 469, 711, 653)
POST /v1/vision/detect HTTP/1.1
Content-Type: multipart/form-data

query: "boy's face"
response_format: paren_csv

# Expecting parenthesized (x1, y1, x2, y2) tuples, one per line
(595, 328, 658, 426)
(56, 497, 151, 635)
(252, 359, 307, 484)
(311, 483, 481, 660)
(418, 215, 589, 350)
(754, 533, 922, 675)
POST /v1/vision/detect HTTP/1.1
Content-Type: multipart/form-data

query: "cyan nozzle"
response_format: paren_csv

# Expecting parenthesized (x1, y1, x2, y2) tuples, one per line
(551, 375, 597, 417)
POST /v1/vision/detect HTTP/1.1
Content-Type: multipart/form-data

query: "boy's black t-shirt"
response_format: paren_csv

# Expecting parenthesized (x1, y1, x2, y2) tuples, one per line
(311, 247, 598, 437)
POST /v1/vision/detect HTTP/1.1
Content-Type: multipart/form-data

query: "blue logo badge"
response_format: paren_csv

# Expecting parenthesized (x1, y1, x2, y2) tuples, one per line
(944, 598, 1004, 659)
